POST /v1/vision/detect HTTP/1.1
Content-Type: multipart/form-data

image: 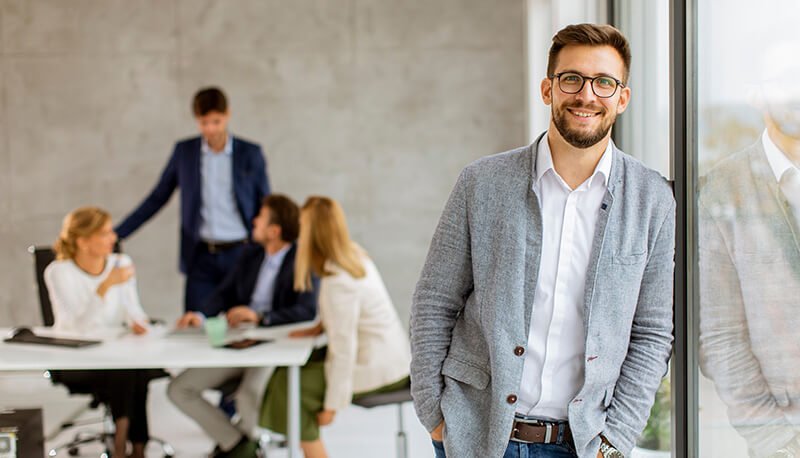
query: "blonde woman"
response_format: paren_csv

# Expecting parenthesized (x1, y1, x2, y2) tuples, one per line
(44, 206, 157, 458)
(260, 197, 411, 458)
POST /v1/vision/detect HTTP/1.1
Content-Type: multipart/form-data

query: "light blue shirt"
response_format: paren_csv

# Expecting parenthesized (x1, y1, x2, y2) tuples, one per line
(249, 245, 291, 317)
(199, 135, 249, 242)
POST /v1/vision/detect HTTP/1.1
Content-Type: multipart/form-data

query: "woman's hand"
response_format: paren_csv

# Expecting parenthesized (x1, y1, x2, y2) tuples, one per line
(131, 321, 148, 335)
(289, 322, 323, 338)
(317, 409, 336, 426)
(107, 265, 135, 286)
(97, 266, 135, 298)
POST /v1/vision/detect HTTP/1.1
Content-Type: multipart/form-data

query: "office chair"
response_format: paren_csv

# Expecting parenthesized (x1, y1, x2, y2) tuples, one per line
(351, 381, 413, 458)
(29, 245, 175, 457)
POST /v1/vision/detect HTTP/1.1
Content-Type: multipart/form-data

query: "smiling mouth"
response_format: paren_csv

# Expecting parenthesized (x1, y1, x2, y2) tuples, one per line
(568, 108, 601, 118)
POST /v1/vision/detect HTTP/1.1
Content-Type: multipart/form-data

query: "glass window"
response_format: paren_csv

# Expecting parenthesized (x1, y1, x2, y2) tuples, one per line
(695, 1, 800, 457)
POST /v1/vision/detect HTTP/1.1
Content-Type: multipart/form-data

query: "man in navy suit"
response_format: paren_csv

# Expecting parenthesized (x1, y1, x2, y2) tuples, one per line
(168, 194, 317, 457)
(115, 87, 270, 314)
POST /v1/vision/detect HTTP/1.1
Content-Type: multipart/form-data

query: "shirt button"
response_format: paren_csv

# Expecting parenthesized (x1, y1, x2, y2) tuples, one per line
(507, 394, 518, 404)
(514, 346, 525, 356)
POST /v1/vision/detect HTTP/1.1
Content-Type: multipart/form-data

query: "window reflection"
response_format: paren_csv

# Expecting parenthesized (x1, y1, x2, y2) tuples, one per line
(698, 39, 800, 457)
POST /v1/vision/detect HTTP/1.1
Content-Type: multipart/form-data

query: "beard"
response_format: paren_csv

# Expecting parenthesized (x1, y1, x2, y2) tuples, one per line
(552, 101, 617, 149)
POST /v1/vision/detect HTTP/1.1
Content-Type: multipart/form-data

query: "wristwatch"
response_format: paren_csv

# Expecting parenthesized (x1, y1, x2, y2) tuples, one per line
(599, 440, 624, 458)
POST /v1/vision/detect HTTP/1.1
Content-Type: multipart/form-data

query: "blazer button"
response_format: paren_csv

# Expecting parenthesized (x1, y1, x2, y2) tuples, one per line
(507, 394, 518, 404)
(514, 346, 525, 356)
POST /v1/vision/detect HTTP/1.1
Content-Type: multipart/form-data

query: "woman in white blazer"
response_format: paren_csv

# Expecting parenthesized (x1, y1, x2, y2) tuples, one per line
(44, 206, 156, 458)
(260, 196, 411, 458)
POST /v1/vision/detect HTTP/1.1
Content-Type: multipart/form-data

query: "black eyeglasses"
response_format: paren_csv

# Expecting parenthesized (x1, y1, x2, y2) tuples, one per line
(549, 72, 625, 98)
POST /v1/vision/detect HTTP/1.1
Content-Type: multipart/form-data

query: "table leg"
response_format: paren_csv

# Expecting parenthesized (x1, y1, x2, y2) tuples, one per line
(287, 365, 301, 457)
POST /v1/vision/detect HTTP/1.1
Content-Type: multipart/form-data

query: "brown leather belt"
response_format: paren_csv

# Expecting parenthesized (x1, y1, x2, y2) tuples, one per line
(510, 419, 573, 445)
(201, 239, 246, 254)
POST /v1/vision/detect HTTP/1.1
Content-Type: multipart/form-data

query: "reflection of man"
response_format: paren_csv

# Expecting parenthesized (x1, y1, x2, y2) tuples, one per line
(699, 43, 800, 458)
(168, 194, 317, 457)
(115, 87, 270, 314)
(410, 24, 675, 458)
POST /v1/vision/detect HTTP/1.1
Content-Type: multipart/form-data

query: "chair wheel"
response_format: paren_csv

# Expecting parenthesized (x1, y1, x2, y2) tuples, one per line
(164, 455, 174, 458)
(68, 446, 80, 456)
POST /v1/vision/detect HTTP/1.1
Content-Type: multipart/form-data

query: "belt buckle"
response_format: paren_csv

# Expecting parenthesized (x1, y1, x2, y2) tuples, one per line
(544, 422, 553, 443)
(207, 241, 218, 254)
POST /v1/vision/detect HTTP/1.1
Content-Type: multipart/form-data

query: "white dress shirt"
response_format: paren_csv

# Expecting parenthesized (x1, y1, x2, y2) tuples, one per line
(517, 134, 612, 420)
(248, 244, 290, 317)
(44, 253, 148, 334)
(762, 130, 800, 228)
(199, 135, 249, 242)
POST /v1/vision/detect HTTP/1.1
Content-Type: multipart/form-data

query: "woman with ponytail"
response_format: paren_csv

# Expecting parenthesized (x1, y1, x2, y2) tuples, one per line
(45, 206, 156, 458)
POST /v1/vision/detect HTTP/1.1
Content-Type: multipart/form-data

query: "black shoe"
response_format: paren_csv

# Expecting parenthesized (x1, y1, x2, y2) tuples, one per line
(212, 436, 258, 458)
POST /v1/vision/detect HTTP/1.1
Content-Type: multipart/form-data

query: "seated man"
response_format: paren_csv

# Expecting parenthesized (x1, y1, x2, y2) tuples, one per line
(168, 194, 317, 458)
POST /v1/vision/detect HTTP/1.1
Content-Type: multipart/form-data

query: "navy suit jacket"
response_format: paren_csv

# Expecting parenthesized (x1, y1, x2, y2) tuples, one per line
(204, 243, 317, 327)
(115, 135, 270, 273)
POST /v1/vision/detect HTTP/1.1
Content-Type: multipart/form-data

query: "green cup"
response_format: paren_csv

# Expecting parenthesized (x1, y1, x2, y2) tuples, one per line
(204, 316, 228, 347)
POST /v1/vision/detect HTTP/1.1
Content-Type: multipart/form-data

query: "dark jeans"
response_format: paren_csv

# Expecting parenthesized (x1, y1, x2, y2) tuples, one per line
(184, 243, 244, 314)
(433, 440, 578, 458)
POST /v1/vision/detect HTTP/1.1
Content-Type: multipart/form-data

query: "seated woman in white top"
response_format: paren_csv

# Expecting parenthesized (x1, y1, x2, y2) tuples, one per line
(259, 196, 411, 458)
(44, 206, 155, 458)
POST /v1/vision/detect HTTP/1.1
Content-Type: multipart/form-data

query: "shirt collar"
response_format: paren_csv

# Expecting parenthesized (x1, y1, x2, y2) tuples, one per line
(535, 132, 613, 189)
(266, 244, 291, 267)
(201, 134, 233, 156)
(762, 129, 798, 184)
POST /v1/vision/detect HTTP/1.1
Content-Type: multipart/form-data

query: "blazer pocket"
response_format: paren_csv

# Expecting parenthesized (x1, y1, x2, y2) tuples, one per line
(613, 251, 647, 265)
(603, 384, 615, 408)
(441, 356, 490, 390)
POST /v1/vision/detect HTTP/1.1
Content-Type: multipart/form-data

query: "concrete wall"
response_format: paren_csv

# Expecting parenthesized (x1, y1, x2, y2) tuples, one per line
(0, 0, 526, 327)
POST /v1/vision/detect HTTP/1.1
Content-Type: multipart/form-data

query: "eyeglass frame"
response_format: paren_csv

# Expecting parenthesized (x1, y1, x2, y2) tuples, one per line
(548, 72, 626, 98)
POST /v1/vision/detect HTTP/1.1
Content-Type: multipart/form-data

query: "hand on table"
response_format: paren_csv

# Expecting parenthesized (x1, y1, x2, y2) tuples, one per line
(226, 306, 258, 327)
(130, 321, 148, 335)
(289, 322, 323, 338)
(175, 312, 204, 329)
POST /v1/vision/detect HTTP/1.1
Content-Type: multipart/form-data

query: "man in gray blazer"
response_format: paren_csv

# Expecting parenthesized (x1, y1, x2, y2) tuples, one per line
(699, 42, 800, 458)
(410, 23, 675, 458)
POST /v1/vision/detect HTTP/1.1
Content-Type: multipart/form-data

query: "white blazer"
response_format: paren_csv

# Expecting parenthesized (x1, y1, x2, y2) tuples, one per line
(320, 254, 411, 411)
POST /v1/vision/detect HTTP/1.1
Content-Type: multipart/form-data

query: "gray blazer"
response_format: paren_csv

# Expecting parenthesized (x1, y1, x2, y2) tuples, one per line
(410, 134, 675, 458)
(699, 140, 800, 457)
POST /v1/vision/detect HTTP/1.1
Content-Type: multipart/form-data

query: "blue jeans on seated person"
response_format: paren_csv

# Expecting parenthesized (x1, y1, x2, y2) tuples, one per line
(432, 439, 577, 458)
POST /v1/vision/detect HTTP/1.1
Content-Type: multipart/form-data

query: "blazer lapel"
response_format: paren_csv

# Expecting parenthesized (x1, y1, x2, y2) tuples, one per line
(230, 137, 248, 225)
(188, 138, 203, 232)
(582, 145, 622, 335)
(748, 142, 800, 273)
(523, 133, 545, 336)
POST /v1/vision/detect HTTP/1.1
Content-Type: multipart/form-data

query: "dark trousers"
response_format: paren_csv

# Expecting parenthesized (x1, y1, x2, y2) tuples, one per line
(55, 369, 155, 443)
(184, 243, 245, 314)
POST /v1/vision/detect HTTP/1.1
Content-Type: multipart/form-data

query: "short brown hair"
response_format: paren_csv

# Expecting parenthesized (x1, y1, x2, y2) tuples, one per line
(547, 23, 631, 84)
(263, 194, 300, 243)
(192, 87, 228, 116)
(54, 207, 112, 260)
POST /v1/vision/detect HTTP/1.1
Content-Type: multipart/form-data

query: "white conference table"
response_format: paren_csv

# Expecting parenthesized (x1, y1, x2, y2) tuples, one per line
(0, 321, 319, 458)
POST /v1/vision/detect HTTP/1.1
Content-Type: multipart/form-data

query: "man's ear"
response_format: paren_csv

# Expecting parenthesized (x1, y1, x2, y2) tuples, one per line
(616, 85, 631, 114)
(541, 77, 553, 106)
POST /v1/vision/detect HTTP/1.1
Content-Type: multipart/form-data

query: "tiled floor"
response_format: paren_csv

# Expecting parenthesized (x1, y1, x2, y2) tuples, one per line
(1, 372, 433, 457)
